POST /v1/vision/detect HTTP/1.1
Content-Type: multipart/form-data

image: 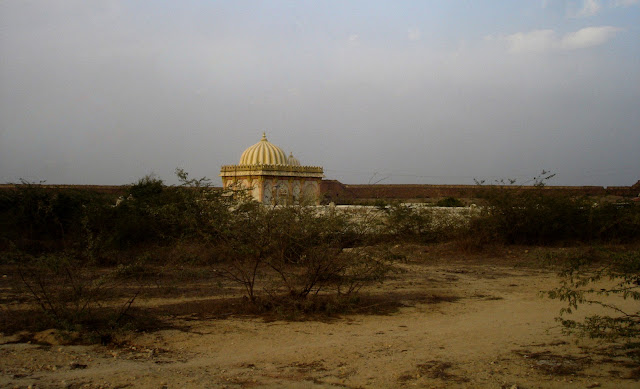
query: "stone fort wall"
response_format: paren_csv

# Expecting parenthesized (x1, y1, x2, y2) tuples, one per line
(2, 180, 638, 203)
(0, 184, 128, 195)
(320, 180, 640, 203)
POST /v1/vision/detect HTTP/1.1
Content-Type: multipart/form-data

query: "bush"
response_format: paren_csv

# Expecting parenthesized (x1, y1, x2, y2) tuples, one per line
(384, 204, 434, 242)
(219, 204, 391, 303)
(14, 251, 144, 339)
(469, 174, 640, 245)
(588, 202, 640, 242)
(0, 182, 105, 253)
(436, 197, 464, 207)
(82, 170, 236, 257)
(472, 188, 589, 245)
(547, 249, 640, 352)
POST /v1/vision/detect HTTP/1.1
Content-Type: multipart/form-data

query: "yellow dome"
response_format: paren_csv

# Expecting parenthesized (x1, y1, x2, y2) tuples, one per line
(287, 152, 301, 166)
(239, 133, 288, 166)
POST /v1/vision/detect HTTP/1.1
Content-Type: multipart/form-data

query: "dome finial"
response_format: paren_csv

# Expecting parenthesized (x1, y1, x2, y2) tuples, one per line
(239, 132, 288, 165)
(287, 151, 301, 166)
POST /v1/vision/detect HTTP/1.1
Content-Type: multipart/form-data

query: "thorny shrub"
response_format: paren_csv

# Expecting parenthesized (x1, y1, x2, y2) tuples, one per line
(384, 203, 434, 241)
(0, 181, 107, 253)
(436, 197, 465, 207)
(10, 251, 146, 341)
(469, 172, 640, 245)
(218, 203, 392, 304)
(82, 170, 237, 258)
(547, 248, 640, 355)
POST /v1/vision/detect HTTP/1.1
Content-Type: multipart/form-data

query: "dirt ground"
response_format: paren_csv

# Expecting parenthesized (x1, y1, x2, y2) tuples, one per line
(1, 245, 639, 388)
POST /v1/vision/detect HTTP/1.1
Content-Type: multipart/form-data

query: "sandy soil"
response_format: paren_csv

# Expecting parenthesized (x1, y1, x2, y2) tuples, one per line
(1, 247, 638, 389)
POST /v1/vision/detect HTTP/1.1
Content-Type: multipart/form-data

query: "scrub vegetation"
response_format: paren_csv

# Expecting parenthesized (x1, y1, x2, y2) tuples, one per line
(1, 170, 639, 352)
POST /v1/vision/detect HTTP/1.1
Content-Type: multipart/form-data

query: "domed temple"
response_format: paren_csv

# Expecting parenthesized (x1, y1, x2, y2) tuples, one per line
(219, 133, 324, 205)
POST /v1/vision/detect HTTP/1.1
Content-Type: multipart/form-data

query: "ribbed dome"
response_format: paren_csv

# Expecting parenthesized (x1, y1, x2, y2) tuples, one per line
(239, 133, 288, 166)
(287, 152, 301, 166)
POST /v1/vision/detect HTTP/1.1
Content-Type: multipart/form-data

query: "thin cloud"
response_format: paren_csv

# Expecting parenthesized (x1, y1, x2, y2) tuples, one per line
(497, 26, 621, 53)
(501, 29, 557, 53)
(566, 0, 639, 17)
(570, 0, 602, 18)
(561, 26, 621, 48)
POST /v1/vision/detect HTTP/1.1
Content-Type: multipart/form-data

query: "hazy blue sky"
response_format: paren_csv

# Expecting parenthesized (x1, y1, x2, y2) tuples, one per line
(1, 1, 639, 186)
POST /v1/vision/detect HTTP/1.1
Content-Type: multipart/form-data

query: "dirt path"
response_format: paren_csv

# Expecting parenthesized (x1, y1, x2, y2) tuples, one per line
(1, 259, 638, 388)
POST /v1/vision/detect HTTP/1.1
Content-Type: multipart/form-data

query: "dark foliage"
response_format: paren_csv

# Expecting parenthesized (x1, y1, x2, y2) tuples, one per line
(436, 197, 464, 207)
(0, 182, 107, 253)
(470, 177, 640, 245)
(383, 204, 434, 242)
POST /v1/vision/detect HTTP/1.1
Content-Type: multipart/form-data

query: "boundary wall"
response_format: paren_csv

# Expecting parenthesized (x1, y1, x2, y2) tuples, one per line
(1, 180, 638, 203)
(320, 180, 640, 204)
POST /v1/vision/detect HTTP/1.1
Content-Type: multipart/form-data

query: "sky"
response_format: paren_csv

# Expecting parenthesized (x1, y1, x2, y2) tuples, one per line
(1, 0, 639, 187)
